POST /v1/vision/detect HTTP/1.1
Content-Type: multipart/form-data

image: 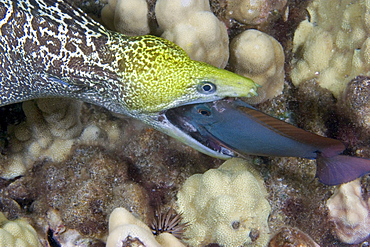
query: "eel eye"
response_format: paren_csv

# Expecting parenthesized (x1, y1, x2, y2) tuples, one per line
(197, 81, 216, 94)
(197, 108, 211, 116)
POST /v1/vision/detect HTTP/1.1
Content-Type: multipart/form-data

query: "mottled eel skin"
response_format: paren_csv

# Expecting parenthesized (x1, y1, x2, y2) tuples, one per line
(0, 0, 257, 115)
(0, 0, 258, 157)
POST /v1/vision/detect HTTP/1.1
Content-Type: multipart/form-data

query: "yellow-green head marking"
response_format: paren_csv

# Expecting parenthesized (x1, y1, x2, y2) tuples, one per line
(1, 0, 258, 158)
(114, 35, 258, 114)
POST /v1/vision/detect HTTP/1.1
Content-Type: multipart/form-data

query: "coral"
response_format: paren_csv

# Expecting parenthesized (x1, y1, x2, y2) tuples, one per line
(38, 209, 105, 247)
(341, 76, 370, 136)
(229, 29, 285, 103)
(176, 158, 271, 247)
(0, 99, 82, 179)
(0, 98, 129, 179)
(225, 0, 288, 26)
(326, 179, 370, 244)
(101, 0, 229, 67)
(268, 227, 320, 247)
(3, 143, 156, 241)
(155, 0, 229, 68)
(291, 0, 370, 98)
(101, 0, 150, 36)
(0, 212, 41, 247)
(106, 207, 185, 247)
(25, 145, 151, 238)
(1, 98, 221, 243)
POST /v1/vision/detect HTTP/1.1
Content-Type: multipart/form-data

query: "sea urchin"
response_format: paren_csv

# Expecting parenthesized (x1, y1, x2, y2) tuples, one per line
(150, 207, 189, 239)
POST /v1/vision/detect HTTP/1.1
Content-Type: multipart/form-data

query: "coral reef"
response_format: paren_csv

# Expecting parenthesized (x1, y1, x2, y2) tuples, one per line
(326, 179, 370, 244)
(225, 0, 288, 26)
(2, 1, 370, 246)
(106, 207, 185, 247)
(101, 0, 150, 35)
(0, 98, 128, 179)
(291, 0, 370, 98)
(268, 227, 320, 247)
(176, 158, 271, 247)
(229, 29, 285, 103)
(155, 0, 229, 68)
(0, 99, 220, 245)
(38, 209, 105, 247)
(0, 212, 41, 247)
(22, 145, 151, 239)
(0, 99, 83, 179)
(341, 76, 370, 138)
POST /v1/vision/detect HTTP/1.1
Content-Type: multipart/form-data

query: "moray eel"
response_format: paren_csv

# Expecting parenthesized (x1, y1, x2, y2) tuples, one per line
(166, 99, 370, 185)
(0, 0, 257, 157)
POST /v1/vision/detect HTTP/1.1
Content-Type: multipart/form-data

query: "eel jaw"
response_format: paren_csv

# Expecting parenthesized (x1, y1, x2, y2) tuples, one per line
(137, 111, 235, 159)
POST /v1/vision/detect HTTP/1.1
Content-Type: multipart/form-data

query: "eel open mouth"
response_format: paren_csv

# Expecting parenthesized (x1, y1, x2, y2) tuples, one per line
(163, 99, 237, 157)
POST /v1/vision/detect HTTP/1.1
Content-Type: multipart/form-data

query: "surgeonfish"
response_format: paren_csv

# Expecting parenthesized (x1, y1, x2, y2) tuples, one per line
(165, 98, 370, 185)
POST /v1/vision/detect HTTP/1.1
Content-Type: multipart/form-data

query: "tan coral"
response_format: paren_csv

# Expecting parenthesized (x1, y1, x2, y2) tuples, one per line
(326, 179, 370, 244)
(0, 99, 82, 179)
(0, 212, 41, 247)
(226, 0, 287, 25)
(101, 0, 150, 35)
(106, 207, 185, 247)
(1, 98, 127, 179)
(155, 0, 229, 68)
(176, 158, 271, 247)
(291, 0, 370, 98)
(229, 29, 285, 103)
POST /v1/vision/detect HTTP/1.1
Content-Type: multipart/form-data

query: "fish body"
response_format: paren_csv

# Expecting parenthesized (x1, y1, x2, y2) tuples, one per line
(0, 0, 258, 157)
(166, 99, 370, 185)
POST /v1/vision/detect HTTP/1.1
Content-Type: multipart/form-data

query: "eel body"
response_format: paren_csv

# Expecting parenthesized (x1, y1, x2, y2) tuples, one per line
(0, 0, 259, 158)
(0, 0, 257, 116)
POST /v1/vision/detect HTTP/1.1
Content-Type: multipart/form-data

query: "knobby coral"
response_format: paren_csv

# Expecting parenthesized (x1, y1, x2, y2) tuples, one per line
(229, 29, 285, 103)
(106, 207, 185, 247)
(0, 212, 41, 247)
(291, 0, 370, 98)
(177, 158, 271, 247)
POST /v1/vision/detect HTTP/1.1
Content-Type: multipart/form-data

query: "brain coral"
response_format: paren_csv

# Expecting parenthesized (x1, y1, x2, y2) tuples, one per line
(291, 0, 370, 98)
(176, 158, 271, 247)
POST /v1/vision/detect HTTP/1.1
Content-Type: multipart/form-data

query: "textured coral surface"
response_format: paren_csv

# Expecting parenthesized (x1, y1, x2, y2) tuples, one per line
(0, 0, 370, 246)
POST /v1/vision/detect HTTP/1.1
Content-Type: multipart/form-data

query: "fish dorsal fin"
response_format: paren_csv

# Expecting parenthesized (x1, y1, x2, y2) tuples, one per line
(239, 106, 345, 157)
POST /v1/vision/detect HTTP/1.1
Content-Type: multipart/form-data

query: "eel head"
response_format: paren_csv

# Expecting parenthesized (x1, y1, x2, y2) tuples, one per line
(116, 35, 258, 114)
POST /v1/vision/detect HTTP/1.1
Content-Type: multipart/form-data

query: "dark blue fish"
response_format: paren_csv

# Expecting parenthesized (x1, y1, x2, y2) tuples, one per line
(165, 99, 370, 185)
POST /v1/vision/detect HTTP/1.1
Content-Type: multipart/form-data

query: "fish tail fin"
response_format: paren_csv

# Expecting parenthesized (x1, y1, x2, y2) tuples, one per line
(316, 153, 370, 185)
